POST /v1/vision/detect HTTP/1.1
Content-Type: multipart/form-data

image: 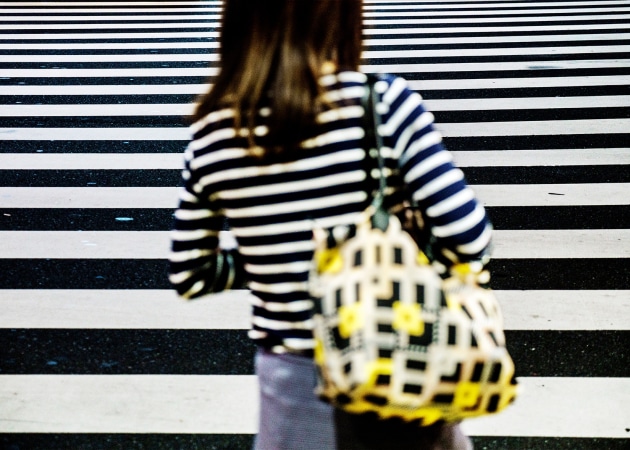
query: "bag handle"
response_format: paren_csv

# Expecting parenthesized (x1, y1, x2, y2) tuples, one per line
(361, 74, 389, 231)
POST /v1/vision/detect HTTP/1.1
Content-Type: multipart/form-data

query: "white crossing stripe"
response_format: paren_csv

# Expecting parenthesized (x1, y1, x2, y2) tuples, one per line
(3, 58, 629, 78)
(409, 76, 630, 90)
(450, 149, 630, 167)
(0, 153, 185, 169)
(0, 375, 627, 437)
(2, 8, 222, 14)
(461, 377, 630, 438)
(3, 96, 630, 116)
(0, 31, 221, 39)
(362, 23, 630, 34)
(1, 75, 629, 95)
(0, 22, 221, 30)
(3, 120, 628, 141)
(1, 42, 221, 50)
(7, 19, 626, 31)
(2, 31, 630, 43)
(2, 148, 627, 169)
(0, 15, 221, 21)
(1, 229, 628, 259)
(497, 290, 630, 331)
(0, 289, 627, 331)
(364, 7, 630, 17)
(0, 84, 211, 95)
(471, 183, 630, 206)
(361, 60, 630, 74)
(437, 119, 630, 136)
(0, 127, 192, 140)
(4, 45, 630, 61)
(0, 374, 260, 434)
(2, 184, 627, 208)
(364, 14, 630, 25)
(0, 187, 180, 208)
(0, 289, 254, 329)
(0, 1, 221, 5)
(364, 46, 630, 58)
(361, 1, 630, 9)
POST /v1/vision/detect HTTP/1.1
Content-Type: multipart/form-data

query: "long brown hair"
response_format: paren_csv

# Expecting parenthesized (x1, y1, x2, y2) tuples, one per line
(194, 0, 363, 154)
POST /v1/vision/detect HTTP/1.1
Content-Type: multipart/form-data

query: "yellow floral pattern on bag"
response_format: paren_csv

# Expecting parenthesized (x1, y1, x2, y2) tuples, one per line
(310, 213, 519, 425)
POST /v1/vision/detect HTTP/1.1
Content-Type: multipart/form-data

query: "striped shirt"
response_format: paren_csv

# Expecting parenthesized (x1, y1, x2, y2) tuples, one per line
(169, 71, 492, 352)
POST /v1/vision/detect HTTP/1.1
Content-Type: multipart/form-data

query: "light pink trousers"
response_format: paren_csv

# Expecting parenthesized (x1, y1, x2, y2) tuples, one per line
(254, 348, 474, 450)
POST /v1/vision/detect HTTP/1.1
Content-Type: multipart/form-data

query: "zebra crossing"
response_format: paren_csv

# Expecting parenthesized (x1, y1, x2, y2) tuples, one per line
(1, 0, 629, 448)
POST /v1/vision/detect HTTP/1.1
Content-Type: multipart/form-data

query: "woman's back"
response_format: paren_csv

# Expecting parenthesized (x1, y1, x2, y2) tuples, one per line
(169, 70, 491, 354)
(170, 4, 483, 447)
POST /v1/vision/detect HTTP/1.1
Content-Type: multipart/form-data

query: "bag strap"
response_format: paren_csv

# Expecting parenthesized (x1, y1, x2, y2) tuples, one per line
(361, 74, 389, 231)
(362, 76, 435, 260)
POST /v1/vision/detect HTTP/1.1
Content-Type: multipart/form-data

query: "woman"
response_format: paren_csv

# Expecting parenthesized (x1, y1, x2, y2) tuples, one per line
(169, 1, 488, 448)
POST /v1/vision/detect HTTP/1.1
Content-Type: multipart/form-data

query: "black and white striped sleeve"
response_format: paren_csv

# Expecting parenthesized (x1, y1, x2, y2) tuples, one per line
(169, 150, 247, 299)
(378, 75, 492, 264)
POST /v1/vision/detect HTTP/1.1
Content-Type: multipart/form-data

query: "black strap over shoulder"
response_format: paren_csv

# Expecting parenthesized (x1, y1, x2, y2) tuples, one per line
(361, 74, 379, 167)
(361, 74, 389, 231)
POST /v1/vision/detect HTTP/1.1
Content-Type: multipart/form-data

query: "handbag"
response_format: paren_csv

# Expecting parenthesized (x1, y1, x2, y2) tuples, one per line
(309, 75, 519, 426)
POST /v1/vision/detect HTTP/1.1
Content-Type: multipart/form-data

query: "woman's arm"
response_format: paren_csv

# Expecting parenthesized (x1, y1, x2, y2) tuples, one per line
(379, 75, 492, 265)
(169, 154, 247, 299)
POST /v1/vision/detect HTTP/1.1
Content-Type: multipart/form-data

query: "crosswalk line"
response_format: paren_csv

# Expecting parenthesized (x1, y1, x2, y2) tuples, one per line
(1, 76, 629, 95)
(4, 45, 630, 61)
(364, 14, 630, 25)
(2, 184, 627, 208)
(0, 289, 253, 330)
(0, 289, 627, 330)
(13, 12, 621, 25)
(4, 96, 629, 116)
(2, 149, 627, 169)
(0, 127, 191, 140)
(0, 14, 221, 22)
(0, 1, 220, 5)
(364, 7, 630, 16)
(0, 375, 627, 437)
(497, 290, 630, 331)
(409, 76, 630, 90)
(472, 183, 630, 206)
(451, 149, 630, 167)
(0, 374, 260, 434)
(361, 60, 630, 74)
(0, 31, 221, 39)
(0, 22, 221, 30)
(2, 8, 221, 14)
(7, 19, 626, 31)
(3, 58, 628, 79)
(1, 229, 629, 259)
(3, 33, 630, 48)
(362, 1, 630, 9)
(3, 120, 628, 141)
(461, 377, 630, 438)
(437, 119, 630, 136)
(0, 153, 185, 169)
